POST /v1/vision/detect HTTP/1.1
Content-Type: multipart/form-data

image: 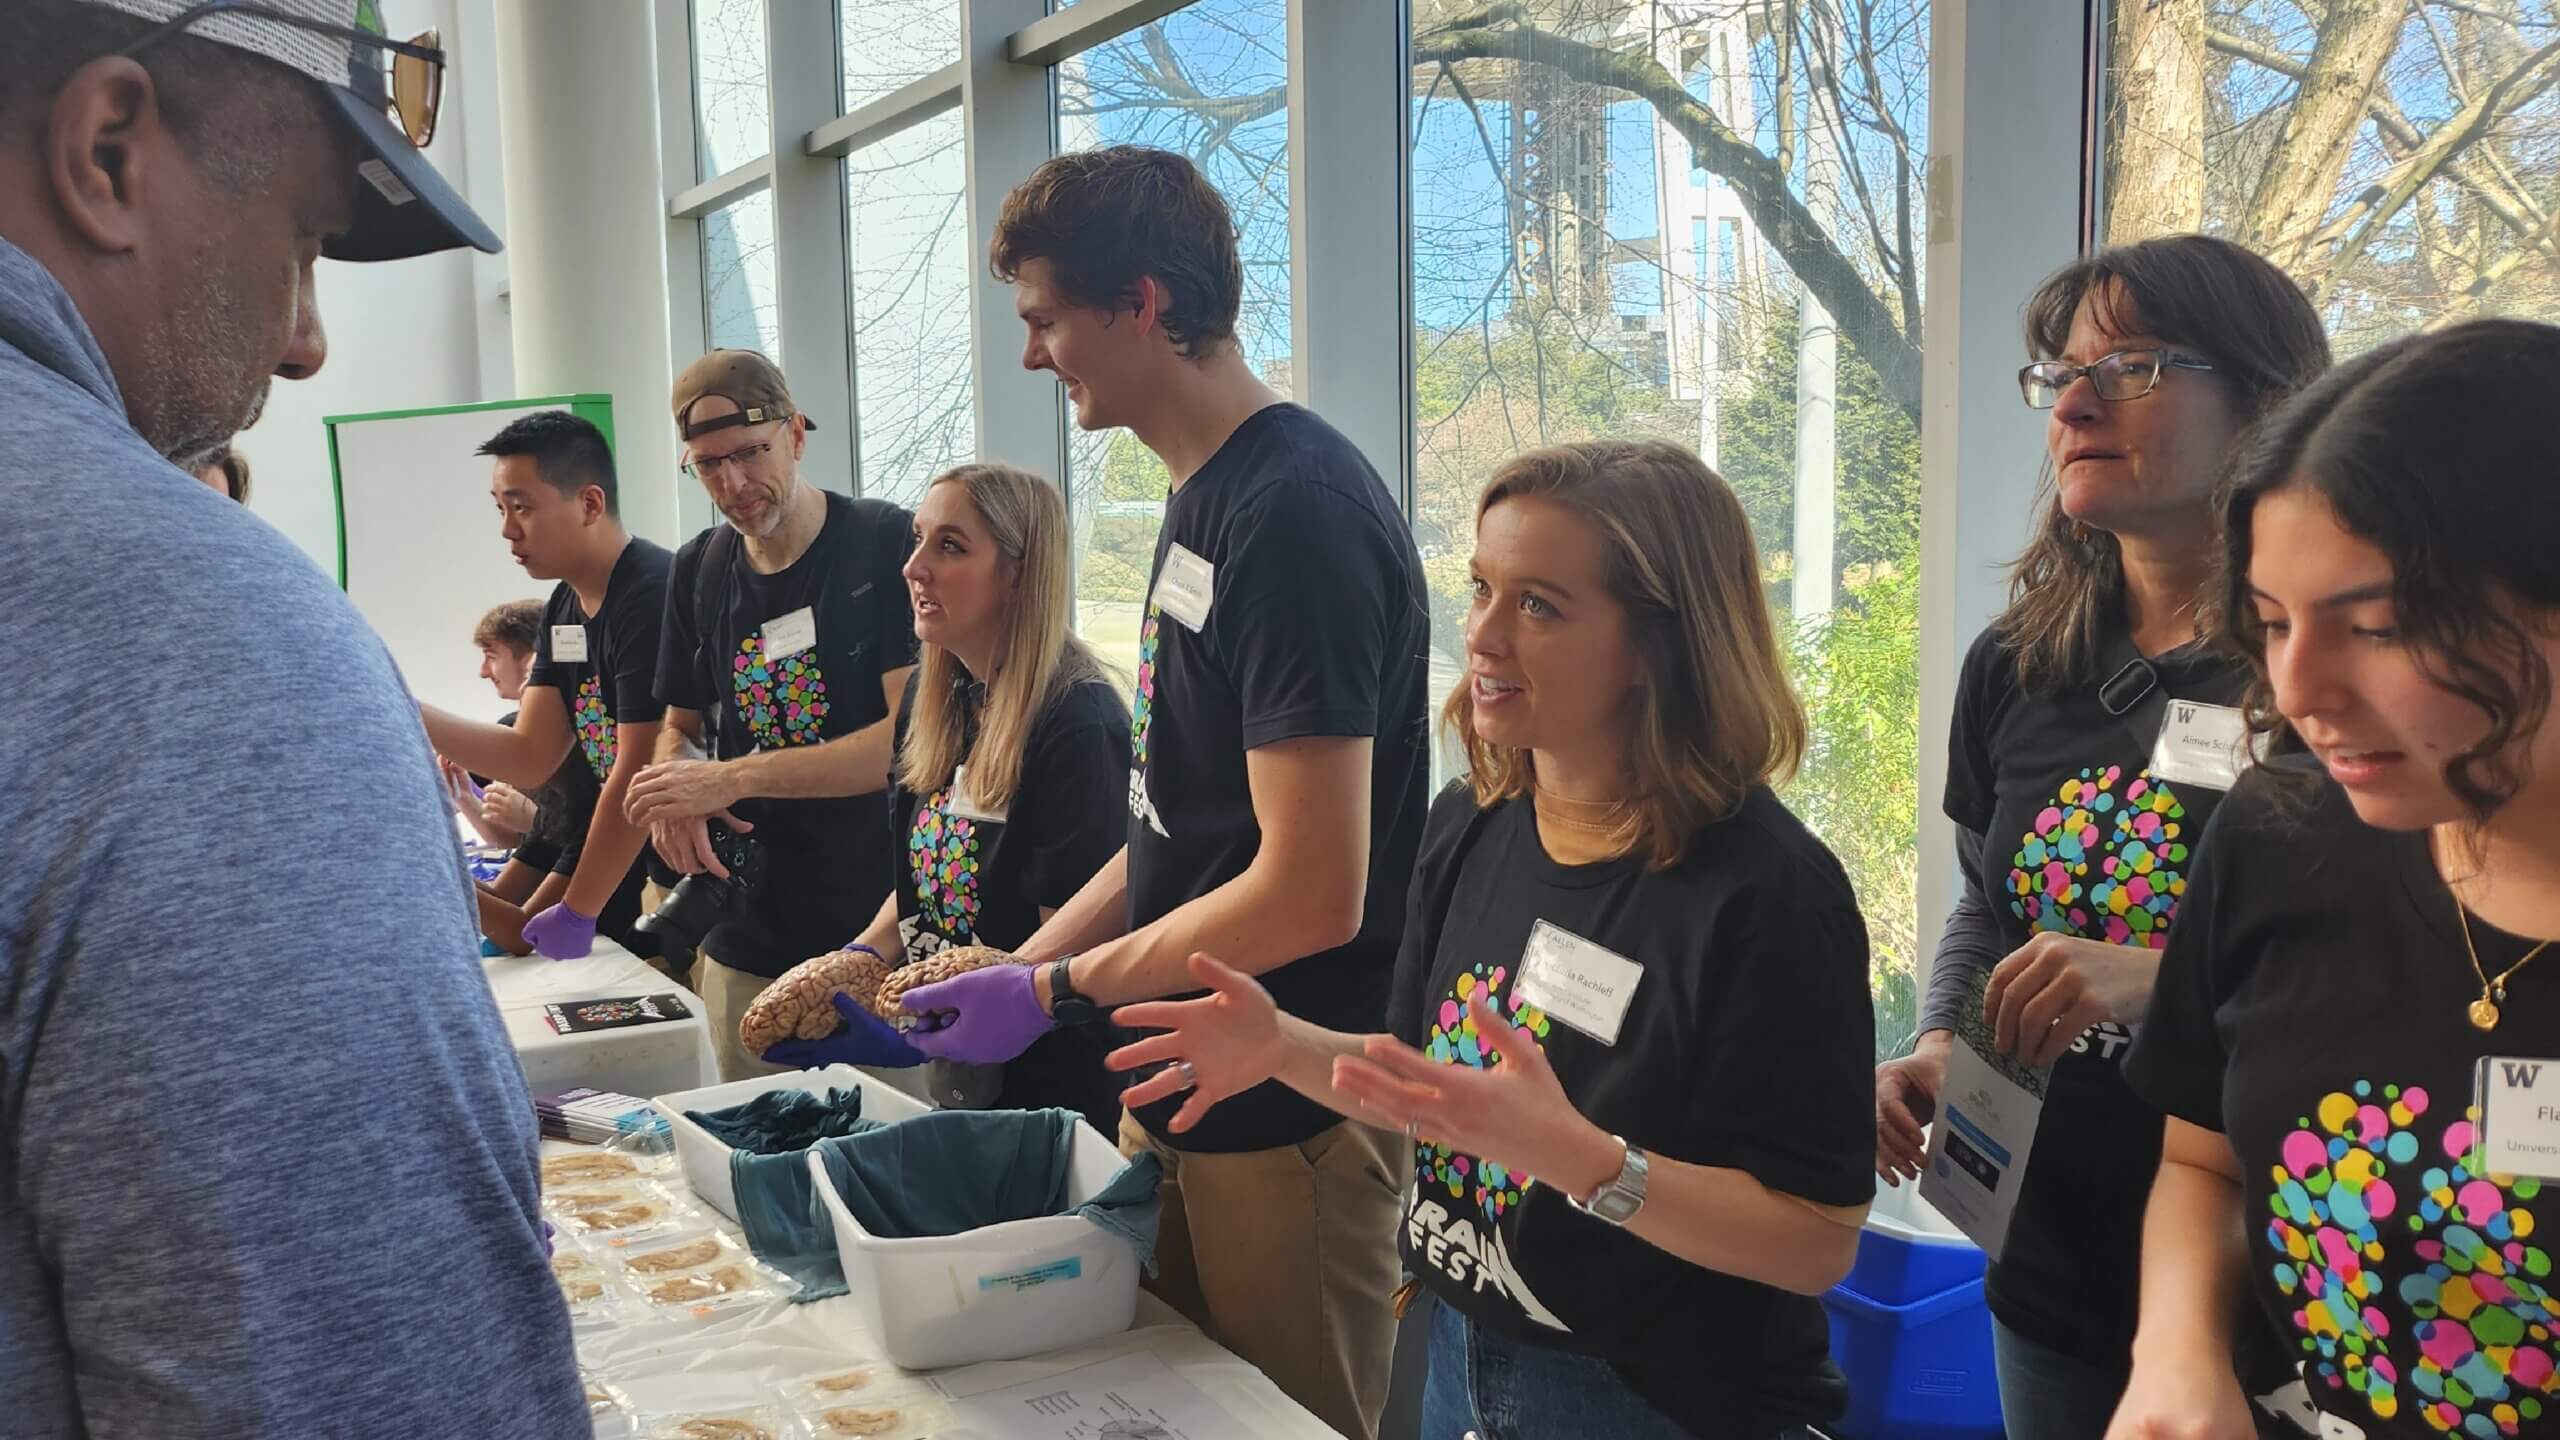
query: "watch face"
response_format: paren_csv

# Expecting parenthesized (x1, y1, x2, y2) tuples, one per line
(1591, 1188, 1643, 1225)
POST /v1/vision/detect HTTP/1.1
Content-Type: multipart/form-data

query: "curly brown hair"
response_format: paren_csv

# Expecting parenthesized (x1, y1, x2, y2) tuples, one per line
(989, 146, 1241, 359)
(2218, 318, 2560, 821)
(471, 599, 545, 657)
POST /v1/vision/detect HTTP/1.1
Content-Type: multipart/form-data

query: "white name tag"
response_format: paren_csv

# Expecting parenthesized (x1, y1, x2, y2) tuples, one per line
(1152, 544, 1215, 632)
(2149, 699, 2252, 792)
(549, 624, 589, 664)
(2476, 1055, 2560, 1180)
(946, 764, 1007, 824)
(763, 606, 818, 659)
(1511, 920, 1642, 1047)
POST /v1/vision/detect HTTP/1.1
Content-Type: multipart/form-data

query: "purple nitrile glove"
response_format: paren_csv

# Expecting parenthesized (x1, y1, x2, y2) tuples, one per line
(898, 963, 1052, 1064)
(762, 994, 928, 1069)
(521, 901, 597, 960)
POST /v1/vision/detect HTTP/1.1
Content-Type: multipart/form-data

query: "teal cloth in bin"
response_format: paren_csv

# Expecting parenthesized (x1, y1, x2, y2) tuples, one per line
(723, 1104, 1162, 1302)
(684, 1086, 874, 1154)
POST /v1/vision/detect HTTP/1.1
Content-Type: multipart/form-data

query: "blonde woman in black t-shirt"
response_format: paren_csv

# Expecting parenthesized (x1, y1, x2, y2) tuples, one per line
(2114, 321, 2560, 1440)
(760, 464, 1129, 1129)
(1103, 441, 1872, 1439)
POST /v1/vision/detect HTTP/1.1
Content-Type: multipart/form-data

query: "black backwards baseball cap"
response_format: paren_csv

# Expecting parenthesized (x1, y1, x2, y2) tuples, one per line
(83, 0, 500, 261)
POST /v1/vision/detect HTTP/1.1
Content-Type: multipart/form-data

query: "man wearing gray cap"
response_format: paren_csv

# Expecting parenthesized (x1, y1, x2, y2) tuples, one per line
(627, 349, 919, 1081)
(0, 3, 583, 1435)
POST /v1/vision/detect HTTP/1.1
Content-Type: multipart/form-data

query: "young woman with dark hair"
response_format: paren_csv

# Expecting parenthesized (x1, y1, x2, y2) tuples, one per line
(1872, 233, 2332, 1433)
(2115, 319, 2560, 1440)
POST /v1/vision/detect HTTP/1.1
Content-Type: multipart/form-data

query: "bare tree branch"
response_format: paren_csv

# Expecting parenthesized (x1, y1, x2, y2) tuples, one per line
(1418, 3, 1922, 420)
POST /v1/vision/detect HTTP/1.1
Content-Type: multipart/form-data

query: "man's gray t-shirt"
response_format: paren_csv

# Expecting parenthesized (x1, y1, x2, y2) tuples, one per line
(0, 242, 586, 1433)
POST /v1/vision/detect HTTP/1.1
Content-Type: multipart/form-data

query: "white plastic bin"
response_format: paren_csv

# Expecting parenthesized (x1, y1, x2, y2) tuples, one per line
(806, 1077, 1143, 1370)
(652, 1065, 870, 1222)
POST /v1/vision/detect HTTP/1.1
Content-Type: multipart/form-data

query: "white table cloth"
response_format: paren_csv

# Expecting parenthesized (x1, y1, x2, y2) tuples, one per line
(485, 942, 718, 1100)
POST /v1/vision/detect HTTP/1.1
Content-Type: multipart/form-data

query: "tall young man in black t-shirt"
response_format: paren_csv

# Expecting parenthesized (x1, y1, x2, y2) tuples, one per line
(422, 411, 668, 960)
(898, 147, 1430, 1440)
(627, 351, 917, 1082)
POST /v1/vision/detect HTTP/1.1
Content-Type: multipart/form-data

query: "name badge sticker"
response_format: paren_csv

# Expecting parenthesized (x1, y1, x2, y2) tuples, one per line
(549, 624, 589, 664)
(1153, 545, 1216, 632)
(2475, 1055, 2560, 1180)
(763, 606, 818, 659)
(946, 764, 1008, 825)
(1511, 920, 1643, 1047)
(2149, 700, 2254, 792)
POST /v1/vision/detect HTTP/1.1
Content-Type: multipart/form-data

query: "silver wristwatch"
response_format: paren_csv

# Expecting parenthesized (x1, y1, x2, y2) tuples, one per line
(1568, 1136, 1649, 1225)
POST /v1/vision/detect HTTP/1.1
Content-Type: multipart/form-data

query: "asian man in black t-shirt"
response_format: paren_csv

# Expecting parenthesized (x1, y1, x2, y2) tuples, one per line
(894, 148, 1429, 1440)
(625, 350, 917, 1082)
(421, 411, 668, 961)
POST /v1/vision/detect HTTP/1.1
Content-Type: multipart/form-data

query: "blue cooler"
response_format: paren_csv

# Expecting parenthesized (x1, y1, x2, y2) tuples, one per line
(1820, 1185, 2003, 1439)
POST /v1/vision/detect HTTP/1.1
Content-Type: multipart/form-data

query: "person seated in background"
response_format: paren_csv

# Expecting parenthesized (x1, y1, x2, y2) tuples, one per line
(421, 411, 670, 959)
(437, 598, 613, 958)
(762, 463, 1131, 1134)
(1103, 441, 1878, 1440)
(193, 444, 247, 501)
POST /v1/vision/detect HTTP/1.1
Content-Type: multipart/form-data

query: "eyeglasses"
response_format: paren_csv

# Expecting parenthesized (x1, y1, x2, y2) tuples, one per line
(123, 2, 447, 148)
(681, 440, 777, 482)
(2018, 348, 2217, 409)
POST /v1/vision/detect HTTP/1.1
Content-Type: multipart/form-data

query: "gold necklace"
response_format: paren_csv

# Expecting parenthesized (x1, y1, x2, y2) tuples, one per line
(2453, 903, 2552, 1032)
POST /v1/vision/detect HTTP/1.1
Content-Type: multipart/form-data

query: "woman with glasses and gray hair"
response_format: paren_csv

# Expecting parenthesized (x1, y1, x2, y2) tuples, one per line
(1871, 234, 2331, 1435)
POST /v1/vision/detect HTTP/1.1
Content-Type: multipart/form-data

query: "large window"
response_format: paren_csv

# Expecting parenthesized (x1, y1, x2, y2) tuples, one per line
(690, 0, 770, 178)
(1410, 0, 1930, 1055)
(703, 190, 781, 360)
(842, 0, 960, 113)
(2101, 1, 2560, 351)
(846, 111, 974, 507)
(1056, 0, 1293, 686)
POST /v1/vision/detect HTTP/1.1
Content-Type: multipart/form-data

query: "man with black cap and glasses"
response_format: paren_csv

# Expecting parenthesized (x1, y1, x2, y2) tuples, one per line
(626, 350, 919, 1081)
(0, 3, 585, 1435)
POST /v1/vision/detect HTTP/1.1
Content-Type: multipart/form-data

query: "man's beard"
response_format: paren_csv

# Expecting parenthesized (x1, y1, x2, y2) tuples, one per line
(139, 267, 275, 474)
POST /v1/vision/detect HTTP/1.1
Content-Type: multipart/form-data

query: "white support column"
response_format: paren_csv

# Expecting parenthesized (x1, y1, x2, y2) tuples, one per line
(1287, 0, 1411, 504)
(1912, 0, 2087, 1017)
(962, 0, 1061, 476)
(654, 0, 716, 539)
(493, 0, 682, 546)
(1791, 289, 1837, 624)
(765, 0, 857, 495)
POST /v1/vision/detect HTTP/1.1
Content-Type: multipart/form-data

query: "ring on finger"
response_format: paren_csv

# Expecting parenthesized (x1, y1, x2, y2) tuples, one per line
(1175, 1060, 1199, 1091)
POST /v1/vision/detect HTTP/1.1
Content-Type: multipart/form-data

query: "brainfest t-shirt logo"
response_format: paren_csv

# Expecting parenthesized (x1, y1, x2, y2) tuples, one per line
(909, 788, 983, 942)
(573, 673, 614, 780)
(2009, 763, 2192, 948)
(1416, 961, 1556, 1222)
(1126, 604, 1167, 836)
(734, 635, 829, 750)
(2264, 1078, 2555, 1434)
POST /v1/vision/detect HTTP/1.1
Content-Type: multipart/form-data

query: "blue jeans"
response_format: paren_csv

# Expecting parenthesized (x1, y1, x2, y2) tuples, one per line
(1991, 1315, 2128, 1440)
(1420, 1299, 1810, 1440)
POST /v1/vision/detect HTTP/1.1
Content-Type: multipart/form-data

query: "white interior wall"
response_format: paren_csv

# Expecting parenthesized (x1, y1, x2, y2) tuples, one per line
(239, 0, 511, 575)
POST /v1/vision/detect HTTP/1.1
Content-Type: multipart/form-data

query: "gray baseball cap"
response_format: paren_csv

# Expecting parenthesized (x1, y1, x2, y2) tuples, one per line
(82, 0, 500, 261)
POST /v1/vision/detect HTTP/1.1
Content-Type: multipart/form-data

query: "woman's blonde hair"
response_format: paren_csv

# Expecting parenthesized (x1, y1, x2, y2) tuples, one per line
(899, 463, 1110, 810)
(1443, 440, 1806, 868)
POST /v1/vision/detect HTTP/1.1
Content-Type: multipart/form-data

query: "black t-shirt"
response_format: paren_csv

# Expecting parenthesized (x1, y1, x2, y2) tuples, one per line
(888, 668, 1131, 1131)
(2128, 772, 2560, 1440)
(1944, 623, 2251, 1364)
(657, 495, 918, 976)
(528, 538, 673, 784)
(1384, 784, 1874, 1435)
(1122, 404, 1431, 1153)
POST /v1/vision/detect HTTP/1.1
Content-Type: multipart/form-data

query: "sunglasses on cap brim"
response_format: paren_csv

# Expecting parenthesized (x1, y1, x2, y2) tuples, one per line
(122, 1, 445, 149)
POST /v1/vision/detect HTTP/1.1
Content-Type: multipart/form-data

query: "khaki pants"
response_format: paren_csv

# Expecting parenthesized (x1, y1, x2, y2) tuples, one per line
(692, 952, 792, 1084)
(1118, 1111, 1404, 1440)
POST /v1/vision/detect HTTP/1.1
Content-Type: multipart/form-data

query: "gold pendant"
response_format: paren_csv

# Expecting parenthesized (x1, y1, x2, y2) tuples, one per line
(2470, 996, 2502, 1031)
